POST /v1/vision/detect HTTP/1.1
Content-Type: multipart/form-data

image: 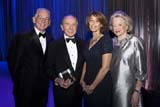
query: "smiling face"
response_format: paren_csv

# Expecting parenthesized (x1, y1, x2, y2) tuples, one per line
(32, 9, 50, 32)
(61, 16, 78, 37)
(88, 15, 102, 33)
(111, 17, 128, 37)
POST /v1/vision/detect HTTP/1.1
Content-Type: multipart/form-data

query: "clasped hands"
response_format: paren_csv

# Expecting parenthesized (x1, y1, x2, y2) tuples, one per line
(54, 77, 75, 89)
(80, 80, 95, 95)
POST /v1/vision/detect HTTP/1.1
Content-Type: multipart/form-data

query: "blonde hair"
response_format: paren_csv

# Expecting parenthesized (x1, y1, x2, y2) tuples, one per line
(109, 10, 133, 33)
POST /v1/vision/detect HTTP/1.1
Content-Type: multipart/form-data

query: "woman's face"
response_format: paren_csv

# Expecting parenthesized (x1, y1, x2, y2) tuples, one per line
(112, 17, 128, 37)
(88, 16, 102, 33)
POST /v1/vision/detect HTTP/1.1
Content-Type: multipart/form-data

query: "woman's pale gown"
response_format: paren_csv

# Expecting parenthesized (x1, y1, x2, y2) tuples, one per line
(110, 34, 147, 107)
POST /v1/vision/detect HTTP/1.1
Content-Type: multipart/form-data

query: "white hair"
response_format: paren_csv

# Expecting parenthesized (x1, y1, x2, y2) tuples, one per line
(34, 8, 50, 19)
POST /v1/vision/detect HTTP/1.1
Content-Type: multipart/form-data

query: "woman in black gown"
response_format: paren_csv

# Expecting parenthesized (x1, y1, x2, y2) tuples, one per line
(80, 11, 113, 107)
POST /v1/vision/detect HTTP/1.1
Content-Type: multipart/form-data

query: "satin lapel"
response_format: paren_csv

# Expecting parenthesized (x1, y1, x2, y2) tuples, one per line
(61, 38, 73, 68)
(30, 31, 44, 55)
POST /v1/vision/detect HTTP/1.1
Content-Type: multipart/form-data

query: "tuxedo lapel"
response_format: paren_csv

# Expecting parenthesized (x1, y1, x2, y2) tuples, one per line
(64, 37, 82, 72)
(62, 38, 73, 68)
(58, 37, 83, 73)
(57, 38, 73, 71)
(30, 30, 44, 55)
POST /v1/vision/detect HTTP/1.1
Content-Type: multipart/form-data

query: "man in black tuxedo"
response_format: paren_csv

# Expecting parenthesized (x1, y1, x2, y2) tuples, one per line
(46, 15, 85, 107)
(7, 8, 53, 107)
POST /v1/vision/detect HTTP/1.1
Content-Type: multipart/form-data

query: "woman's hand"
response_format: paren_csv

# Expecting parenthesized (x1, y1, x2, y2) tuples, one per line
(131, 91, 140, 107)
(83, 84, 95, 95)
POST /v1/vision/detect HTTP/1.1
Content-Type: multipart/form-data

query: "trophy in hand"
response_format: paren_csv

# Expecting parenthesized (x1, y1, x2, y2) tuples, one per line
(58, 68, 74, 81)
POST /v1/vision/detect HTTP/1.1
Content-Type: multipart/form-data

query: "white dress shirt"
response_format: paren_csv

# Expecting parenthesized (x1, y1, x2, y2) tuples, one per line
(64, 34, 78, 71)
(34, 27, 46, 54)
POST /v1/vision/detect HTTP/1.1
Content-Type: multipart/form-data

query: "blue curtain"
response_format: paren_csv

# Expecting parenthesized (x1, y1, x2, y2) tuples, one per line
(0, 0, 107, 60)
(1, 0, 160, 93)
(0, 0, 6, 60)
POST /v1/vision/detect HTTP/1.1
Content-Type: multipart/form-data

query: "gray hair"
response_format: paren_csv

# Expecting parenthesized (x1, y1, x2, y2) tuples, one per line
(61, 15, 78, 25)
(109, 10, 133, 33)
(34, 8, 50, 19)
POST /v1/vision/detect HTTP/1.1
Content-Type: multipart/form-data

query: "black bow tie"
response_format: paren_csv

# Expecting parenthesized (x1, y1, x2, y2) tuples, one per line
(39, 33, 46, 38)
(66, 38, 76, 43)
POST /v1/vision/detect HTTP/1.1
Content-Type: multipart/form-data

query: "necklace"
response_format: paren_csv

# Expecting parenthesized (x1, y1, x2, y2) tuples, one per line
(89, 34, 103, 49)
(90, 34, 103, 43)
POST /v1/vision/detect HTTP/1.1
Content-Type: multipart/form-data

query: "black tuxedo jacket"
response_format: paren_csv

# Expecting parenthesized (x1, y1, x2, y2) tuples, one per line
(46, 36, 85, 107)
(7, 29, 53, 107)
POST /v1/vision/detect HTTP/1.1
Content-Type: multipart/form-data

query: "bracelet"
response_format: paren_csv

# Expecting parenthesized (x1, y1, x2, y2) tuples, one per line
(134, 89, 141, 94)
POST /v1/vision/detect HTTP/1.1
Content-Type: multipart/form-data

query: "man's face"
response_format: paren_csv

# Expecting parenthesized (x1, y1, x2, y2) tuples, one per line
(61, 16, 78, 37)
(32, 10, 50, 32)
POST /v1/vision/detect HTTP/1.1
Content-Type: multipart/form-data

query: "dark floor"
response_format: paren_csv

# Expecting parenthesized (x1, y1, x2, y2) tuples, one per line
(0, 61, 54, 107)
(0, 75, 54, 107)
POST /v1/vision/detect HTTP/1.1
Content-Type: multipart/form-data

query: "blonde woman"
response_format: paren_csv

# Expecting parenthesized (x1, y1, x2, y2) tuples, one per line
(109, 10, 147, 107)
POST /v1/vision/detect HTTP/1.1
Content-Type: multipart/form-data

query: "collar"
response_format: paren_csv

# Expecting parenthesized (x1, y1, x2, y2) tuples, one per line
(113, 34, 132, 46)
(64, 34, 75, 39)
(34, 27, 46, 36)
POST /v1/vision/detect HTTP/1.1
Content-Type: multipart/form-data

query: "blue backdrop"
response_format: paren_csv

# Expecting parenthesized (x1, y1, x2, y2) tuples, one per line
(0, 0, 108, 60)
(1, 0, 160, 96)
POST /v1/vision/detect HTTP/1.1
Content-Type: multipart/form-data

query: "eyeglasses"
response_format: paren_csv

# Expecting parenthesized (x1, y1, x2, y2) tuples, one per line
(36, 15, 50, 21)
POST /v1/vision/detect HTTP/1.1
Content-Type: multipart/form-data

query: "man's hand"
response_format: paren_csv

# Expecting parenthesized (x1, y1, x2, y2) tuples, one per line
(54, 77, 75, 89)
(54, 77, 64, 87)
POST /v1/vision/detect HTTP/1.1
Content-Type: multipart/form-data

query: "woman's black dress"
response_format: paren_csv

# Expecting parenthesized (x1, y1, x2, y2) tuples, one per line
(83, 35, 113, 107)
